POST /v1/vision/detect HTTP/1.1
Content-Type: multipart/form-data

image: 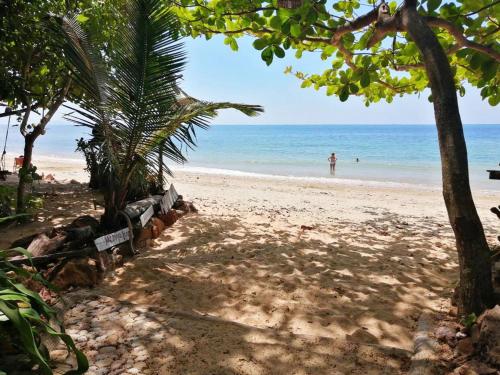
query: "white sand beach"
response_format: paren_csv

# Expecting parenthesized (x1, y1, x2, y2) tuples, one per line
(2, 154, 499, 374)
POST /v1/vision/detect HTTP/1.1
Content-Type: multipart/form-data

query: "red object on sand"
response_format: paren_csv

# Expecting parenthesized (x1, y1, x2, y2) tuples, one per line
(13, 156, 24, 172)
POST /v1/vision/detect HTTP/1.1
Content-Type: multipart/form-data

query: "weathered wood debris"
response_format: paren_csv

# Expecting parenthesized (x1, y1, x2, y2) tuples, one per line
(3, 187, 196, 292)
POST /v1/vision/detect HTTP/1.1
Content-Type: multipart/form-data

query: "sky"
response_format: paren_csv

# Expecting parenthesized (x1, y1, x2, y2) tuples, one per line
(180, 36, 499, 125)
(1, 35, 498, 127)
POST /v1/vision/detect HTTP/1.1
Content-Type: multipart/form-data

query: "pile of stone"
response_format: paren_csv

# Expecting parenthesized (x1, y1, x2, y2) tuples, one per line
(435, 305, 500, 374)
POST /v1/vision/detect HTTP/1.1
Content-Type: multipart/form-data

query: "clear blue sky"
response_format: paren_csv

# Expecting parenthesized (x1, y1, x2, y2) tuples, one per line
(1, 35, 498, 127)
(180, 35, 499, 125)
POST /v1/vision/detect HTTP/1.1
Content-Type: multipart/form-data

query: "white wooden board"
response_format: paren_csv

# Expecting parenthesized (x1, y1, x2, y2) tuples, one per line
(94, 228, 130, 251)
(160, 184, 179, 214)
(139, 205, 154, 227)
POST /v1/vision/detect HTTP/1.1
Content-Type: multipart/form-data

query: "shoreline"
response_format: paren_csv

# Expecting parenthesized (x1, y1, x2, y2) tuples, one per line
(4, 152, 500, 195)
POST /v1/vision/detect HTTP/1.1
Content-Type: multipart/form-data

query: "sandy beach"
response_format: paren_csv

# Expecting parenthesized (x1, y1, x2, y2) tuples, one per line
(2, 155, 499, 374)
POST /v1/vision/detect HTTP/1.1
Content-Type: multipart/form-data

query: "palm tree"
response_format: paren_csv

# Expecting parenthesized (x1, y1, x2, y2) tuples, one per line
(55, 0, 263, 228)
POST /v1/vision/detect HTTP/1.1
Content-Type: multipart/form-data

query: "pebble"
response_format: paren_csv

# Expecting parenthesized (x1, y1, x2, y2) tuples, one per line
(135, 362, 147, 369)
(94, 357, 114, 367)
(98, 346, 117, 354)
(50, 349, 68, 362)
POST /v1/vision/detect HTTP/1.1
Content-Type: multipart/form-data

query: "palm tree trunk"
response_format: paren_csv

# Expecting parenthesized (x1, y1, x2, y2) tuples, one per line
(402, 1, 494, 315)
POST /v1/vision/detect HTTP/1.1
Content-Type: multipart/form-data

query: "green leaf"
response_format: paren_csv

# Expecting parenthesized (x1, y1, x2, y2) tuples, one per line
(270, 16, 281, 29)
(0, 300, 52, 374)
(273, 46, 285, 58)
(338, 86, 349, 102)
(0, 213, 30, 224)
(290, 23, 302, 38)
(360, 71, 371, 88)
(261, 46, 274, 65)
(76, 14, 89, 23)
(229, 39, 238, 51)
(427, 0, 442, 13)
(253, 38, 268, 50)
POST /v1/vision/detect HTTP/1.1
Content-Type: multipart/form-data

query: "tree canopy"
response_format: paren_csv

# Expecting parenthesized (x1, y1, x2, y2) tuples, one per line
(172, 0, 499, 105)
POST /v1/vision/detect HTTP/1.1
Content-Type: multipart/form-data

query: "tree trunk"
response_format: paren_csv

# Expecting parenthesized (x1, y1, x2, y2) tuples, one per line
(101, 184, 129, 230)
(16, 133, 35, 213)
(402, 2, 495, 315)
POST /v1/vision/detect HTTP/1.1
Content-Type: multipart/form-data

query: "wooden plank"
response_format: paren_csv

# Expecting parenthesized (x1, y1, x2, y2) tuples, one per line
(170, 184, 178, 202)
(160, 185, 178, 214)
(123, 196, 162, 219)
(94, 228, 130, 252)
(140, 205, 154, 227)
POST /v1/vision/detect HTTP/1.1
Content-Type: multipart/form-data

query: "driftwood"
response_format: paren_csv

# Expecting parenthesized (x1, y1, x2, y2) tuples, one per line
(27, 233, 67, 257)
(11, 233, 41, 249)
(4, 247, 95, 267)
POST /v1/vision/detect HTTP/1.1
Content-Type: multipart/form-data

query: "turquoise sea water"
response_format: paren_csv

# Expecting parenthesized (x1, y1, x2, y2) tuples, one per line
(2, 123, 500, 190)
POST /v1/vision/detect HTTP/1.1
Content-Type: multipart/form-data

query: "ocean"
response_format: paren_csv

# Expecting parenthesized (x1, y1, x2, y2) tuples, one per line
(2, 123, 499, 191)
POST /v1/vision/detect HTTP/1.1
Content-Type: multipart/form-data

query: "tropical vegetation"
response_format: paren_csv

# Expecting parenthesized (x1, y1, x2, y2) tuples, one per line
(54, 0, 262, 228)
(0, 0, 126, 214)
(0, 248, 88, 375)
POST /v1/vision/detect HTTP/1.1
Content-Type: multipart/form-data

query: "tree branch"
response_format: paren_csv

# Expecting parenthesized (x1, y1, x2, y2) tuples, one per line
(330, 6, 380, 44)
(463, 0, 500, 17)
(425, 17, 500, 63)
(0, 103, 40, 118)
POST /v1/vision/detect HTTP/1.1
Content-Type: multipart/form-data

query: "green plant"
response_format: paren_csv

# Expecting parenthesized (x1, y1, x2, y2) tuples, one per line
(0, 185, 16, 216)
(461, 313, 477, 330)
(54, 0, 263, 228)
(0, 248, 88, 374)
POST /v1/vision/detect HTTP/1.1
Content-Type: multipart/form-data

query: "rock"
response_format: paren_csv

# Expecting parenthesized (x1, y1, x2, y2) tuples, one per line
(69, 215, 100, 231)
(470, 324, 480, 344)
(435, 326, 456, 343)
(111, 243, 132, 257)
(174, 200, 197, 214)
(345, 328, 378, 344)
(151, 225, 161, 239)
(477, 305, 500, 366)
(98, 346, 117, 354)
(94, 356, 114, 368)
(452, 360, 498, 375)
(50, 349, 69, 362)
(97, 251, 113, 273)
(51, 258, 100, 289)
(159, 210, 178, 227)
(135, 227, 152, 244)
(151, 217, 165, 238)
(455, 337, 475, 357)
(456, 332, 468, 339)
(112, 251, 124, 268)
(449, 306, 458, 317)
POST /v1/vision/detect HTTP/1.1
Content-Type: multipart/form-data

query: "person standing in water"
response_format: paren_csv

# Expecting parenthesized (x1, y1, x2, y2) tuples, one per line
(328, 152, 337, 173)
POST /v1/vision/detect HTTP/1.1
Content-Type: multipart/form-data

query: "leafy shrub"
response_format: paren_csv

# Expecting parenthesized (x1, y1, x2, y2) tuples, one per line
(0, 248, 88, 374)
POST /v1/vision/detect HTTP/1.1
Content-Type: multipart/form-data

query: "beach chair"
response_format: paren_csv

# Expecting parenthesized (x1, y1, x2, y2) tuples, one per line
(13, 156, 24, 173)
